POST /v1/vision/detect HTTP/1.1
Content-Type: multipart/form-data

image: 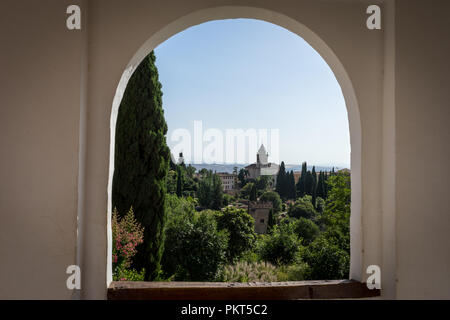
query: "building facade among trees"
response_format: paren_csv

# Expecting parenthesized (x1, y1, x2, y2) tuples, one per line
(245, 145, 279, 187)
(248, 201, 273, 234)
(217, 172, 237, 192)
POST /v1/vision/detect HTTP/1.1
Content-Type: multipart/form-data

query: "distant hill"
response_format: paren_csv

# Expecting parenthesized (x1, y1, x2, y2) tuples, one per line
(188, 163, 349, 174)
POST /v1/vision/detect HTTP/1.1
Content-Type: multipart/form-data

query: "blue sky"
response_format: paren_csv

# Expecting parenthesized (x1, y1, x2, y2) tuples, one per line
(155, 19, 350, 167)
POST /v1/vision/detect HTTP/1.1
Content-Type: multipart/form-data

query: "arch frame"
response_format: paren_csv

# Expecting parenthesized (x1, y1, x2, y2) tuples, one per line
(106, 5, 363, 290)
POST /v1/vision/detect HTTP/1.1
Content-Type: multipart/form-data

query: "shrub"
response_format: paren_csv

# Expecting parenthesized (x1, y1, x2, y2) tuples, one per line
(293, 217, 320, 245)
(288, 196, 316, 220)
(239, 250, 261, 264)
(240, 182, 255, 199)
(197, 171, 223, 209)
(255, 176, 271, 191)
(111, 207, 145, 281)
(276, 262, 309, 281)
(315, 197, 325, 214)
(321, 173, 350, 232)
(259, 222, 302, 265)
(302, 236, 349, 280)
(165, 193, 196, 217)
(220, 261, 278, 282)
(114, 266, 145, 281)
(162, 210, 228, 281)
(322, 226, 350, 254)
(222, 193, 234, 206)
(215, 207, 257, 262)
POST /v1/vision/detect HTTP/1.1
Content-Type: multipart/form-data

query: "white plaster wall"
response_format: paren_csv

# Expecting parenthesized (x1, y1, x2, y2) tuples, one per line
(1, 0, 448, 300)
(0, 0, 84, 299)
(395, 0, 450, 299)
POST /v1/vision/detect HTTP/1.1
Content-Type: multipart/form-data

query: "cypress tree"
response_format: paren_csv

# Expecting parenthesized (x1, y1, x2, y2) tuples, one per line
(317, 171, 325, 199)
(112, 51, 170, 280)
(296, 162, 307, 197)
(211, 173, 223, 209)
(276, 161, 287, 199)
(311, 166, 317, 207)
(305, 170, 313, 196)
(250, 183, 257, 201)
(197, 170, 212, 208)
(176, 166, 183, 197)
(288, 170, 296, 199)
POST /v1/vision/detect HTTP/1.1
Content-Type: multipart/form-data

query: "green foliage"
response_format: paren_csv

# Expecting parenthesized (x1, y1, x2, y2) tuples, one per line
(322, 226, 350, 254)
(315, 197, 325, 214)
(165, 193, 196, 217)
(296, 162, 308, 197)
(275, 163, 296, 200)
(176, 166, 183, 197)
(239, 250, 261, 264)
(113, 266, 146, 281)
(288, 171, 296, 199)
(211, 174, 223, 209)
(276, 262, 309, 281)
(288, 196, 317, 220)
(321, 173, 350, 233)
(166, 170, 177, 194)
(293, 217, 320, 245)
(219, 261, 278, 282)
(197, 170, 223, 209)
(162, 209, 228, 281)
(216, 207, 257, 262)
(249, 183, 257, 201)
(222, 193, 234, 206)
(185, 164, 196, 179)
(168, 164, 197, 198)
(240, 182, 255, 199)
(112, 51, 170, 280)
(311, 166, 317, 207)
(255, 175, 270, 191)
(260, 191, 282, 231)
(275, 161, 285, 198)
(259, 222, 302, 265)
(316, 171, 327, 199)
(296, 162, 320, 201)
(238, 168, 249, 188)
(302, 236, 349, 280)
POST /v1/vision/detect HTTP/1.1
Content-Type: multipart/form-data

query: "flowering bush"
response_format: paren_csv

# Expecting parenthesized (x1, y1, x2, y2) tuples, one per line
(112, 207, 145, 281)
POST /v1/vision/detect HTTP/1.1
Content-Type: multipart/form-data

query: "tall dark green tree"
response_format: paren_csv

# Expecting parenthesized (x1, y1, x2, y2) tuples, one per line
(296, 162, 308, 197)
(287, 170, 296, 199)
(276, 161, 287, 199)
(311, 166, 317, 207)
(176, 166, 183, 197)
(198, 170, 223, 209)
(238, 168, 248, 188)
(211, 173, 224, 210)
(249, 183, 257, 201)
(324, 171, 330, 198)
(316, 171, 325, 199)
(304, 170, 314, 196)
(112, 51, 170, 280)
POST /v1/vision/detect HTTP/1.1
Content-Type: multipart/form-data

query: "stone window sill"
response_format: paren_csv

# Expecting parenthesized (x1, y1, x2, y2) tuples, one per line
(108, 279, 380, 300)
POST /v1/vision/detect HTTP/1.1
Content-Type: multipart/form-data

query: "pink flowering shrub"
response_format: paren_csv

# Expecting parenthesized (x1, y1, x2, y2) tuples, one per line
(112, 207, 145, 281)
